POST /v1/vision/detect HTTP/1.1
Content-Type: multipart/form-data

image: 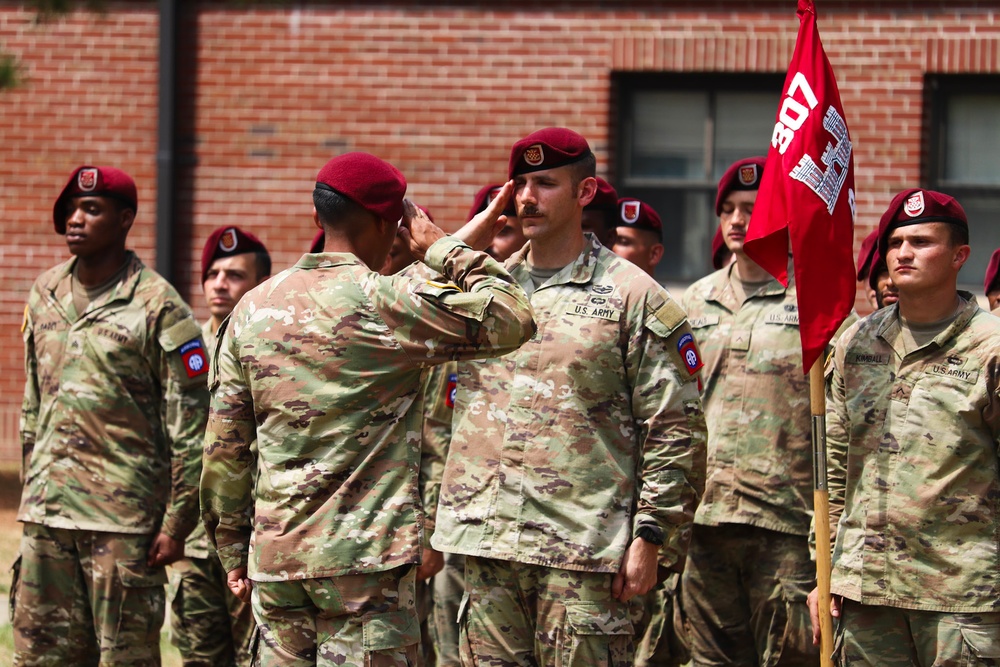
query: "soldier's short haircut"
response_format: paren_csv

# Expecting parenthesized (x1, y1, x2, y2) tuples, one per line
(253, 250, 272, 279)
(948, 224, 970, 248)
(568, 153, 597, 192)
(313, 187, 370, 228)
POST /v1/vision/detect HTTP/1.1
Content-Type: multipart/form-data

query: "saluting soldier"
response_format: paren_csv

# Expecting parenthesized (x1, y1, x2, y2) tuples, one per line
(433, 128, 707, 666)
(201, 152, 535, 666)
(169, 226, 270, 666)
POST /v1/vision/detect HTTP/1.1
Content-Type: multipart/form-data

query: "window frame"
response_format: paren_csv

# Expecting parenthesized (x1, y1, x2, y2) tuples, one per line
(614, 72, 785, 283)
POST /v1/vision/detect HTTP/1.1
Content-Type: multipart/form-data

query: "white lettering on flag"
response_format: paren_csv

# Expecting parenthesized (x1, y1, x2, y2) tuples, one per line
(789, 106, 852, 215)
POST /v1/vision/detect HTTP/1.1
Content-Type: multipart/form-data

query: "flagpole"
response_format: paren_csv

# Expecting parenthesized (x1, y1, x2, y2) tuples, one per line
(810, 358, 834, 667)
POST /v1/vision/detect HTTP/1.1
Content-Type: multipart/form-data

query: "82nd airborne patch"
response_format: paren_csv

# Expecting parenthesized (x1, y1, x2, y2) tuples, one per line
(678, 332, 703, 376)
(179, 339, 209, 379)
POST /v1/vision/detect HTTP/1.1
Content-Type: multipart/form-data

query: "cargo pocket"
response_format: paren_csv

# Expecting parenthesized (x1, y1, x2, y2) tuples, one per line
(456, 592, 475, 666)
(560, 602, 633, 667)
(8, 554, 21, 626)
(362, 608, 420, 666)
(960, 625, 1000, 666)
(768, 574, 817, 666)
(114, 559, 168, 644)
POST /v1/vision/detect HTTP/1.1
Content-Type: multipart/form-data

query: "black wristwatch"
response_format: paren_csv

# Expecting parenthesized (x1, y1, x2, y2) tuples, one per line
(636, 526, 664, 546)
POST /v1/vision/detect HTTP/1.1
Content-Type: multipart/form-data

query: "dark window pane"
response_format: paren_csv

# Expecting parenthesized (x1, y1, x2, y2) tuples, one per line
(945, 95, 1000, 185)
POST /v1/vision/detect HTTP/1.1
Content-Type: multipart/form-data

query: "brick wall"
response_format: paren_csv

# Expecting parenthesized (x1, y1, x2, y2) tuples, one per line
(1, 1, 999, 460)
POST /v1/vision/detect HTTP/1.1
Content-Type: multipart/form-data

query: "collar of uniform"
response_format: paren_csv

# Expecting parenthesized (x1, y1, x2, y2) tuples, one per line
(877, 290, 980, 354)
(294, 252, 365, 270)
(47, 250, 144, 308)
(705, 261, 790, 303)
(507, 232, 602, 288)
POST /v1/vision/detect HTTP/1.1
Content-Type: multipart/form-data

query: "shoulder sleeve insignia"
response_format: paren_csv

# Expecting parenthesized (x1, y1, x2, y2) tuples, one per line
(179, 338, 209, 379)
(446, 372, 458, 409)
(677, 332, 704, 376)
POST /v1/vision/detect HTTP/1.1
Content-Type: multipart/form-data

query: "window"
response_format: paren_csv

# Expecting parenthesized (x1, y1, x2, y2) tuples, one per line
(926, 75, 1000, 290)
(615, 73, 784, 284)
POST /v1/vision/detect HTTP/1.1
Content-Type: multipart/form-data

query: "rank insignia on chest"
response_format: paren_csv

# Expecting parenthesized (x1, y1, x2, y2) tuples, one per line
(179, 339, 209, 378)
(678, 333, 704, 375)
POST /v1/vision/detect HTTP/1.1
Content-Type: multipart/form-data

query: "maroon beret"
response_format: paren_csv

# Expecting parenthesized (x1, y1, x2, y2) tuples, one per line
(616, 198, 662, 239)
(466, 184, 515, 221)
(53, 165, 138, 234)
(876, 188, 967, 257)
(856, 229, 878, 281)
(984, 248, 1000, 294)
(310, 229, 325, 253)
(316, 152, 407, 224)
(509, 127, 594, 179)
(715, 156, 766, 216)
(711, 226, 729, 270)
(586, 177, 618, 212)
(201, 226, 269, 282)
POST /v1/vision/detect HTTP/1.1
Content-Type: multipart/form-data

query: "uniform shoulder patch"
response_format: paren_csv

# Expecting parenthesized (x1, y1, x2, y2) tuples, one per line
(179, 338, 209, 379)
(677, 332, 704, 376)
(446, 372, 458, 409)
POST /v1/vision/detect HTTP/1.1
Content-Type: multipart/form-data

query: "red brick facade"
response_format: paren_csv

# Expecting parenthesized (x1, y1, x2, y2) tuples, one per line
(1, 1, 997, 459)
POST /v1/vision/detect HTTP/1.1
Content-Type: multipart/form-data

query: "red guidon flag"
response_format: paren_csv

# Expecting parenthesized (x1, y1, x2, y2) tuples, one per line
(743, 0, 856, 373)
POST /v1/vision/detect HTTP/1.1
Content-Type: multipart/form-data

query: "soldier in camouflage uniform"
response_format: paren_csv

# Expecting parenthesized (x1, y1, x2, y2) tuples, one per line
(13, 165, 210, 666)
(168, 226, 270, 666)
(810, 189, 1000, 665)
(378, 218, 453, 666)
(579, 176, 618, 246)
(606, 198, 688, 667)
(432, 128, 707, 667)
(609, 197, 664, 279)
(983, 247, 1000, 313)
(201, 152, 535, 667)
(424, 185, 524, 667)
(680, 157, 821, 666)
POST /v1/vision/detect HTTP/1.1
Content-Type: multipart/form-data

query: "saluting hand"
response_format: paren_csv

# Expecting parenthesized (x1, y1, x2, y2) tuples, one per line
(453, 180, 514, 251)
(399, 199, 446, 261)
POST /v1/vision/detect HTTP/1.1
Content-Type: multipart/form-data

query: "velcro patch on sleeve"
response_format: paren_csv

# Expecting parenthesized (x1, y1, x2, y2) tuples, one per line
(179, 338, 209, 378)
(653, 300, 686, 333)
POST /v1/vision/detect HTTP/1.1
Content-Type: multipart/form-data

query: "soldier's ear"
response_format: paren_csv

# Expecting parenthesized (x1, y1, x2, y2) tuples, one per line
(119, 207, 135, 235)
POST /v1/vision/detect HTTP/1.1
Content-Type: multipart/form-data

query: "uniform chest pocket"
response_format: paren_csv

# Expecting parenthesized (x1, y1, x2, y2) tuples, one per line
(82, 318, 147, 367)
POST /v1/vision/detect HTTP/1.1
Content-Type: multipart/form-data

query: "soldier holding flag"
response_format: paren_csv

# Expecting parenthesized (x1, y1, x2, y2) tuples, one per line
(680, 157, 821, 666)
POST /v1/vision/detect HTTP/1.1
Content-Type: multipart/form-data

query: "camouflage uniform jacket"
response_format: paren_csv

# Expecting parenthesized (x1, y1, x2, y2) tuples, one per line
(680, 265, 813, 536)
(183, 320, 221, 559)
(826, 294, 1000, 612)
(432, 234, 707, 573)
(418, 361, 457, 549)
(201, 237, 534, 581)
(19, 251, 209, 540)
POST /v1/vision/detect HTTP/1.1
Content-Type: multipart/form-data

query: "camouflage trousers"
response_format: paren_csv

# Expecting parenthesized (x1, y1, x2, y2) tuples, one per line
(631, 572, 689, 667)
(168, 555, 255, 666)
(251, 565, 420, 666)
(460, 556, 633, 667)
(833, 599, 1000, 666)
(681, 523, 819, 666)
(10, 523, 167, 666)
(430, 551, 465, 667)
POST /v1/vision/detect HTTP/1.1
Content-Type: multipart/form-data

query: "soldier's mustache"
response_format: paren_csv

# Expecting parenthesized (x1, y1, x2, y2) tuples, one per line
(520, 206, 540, 217)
